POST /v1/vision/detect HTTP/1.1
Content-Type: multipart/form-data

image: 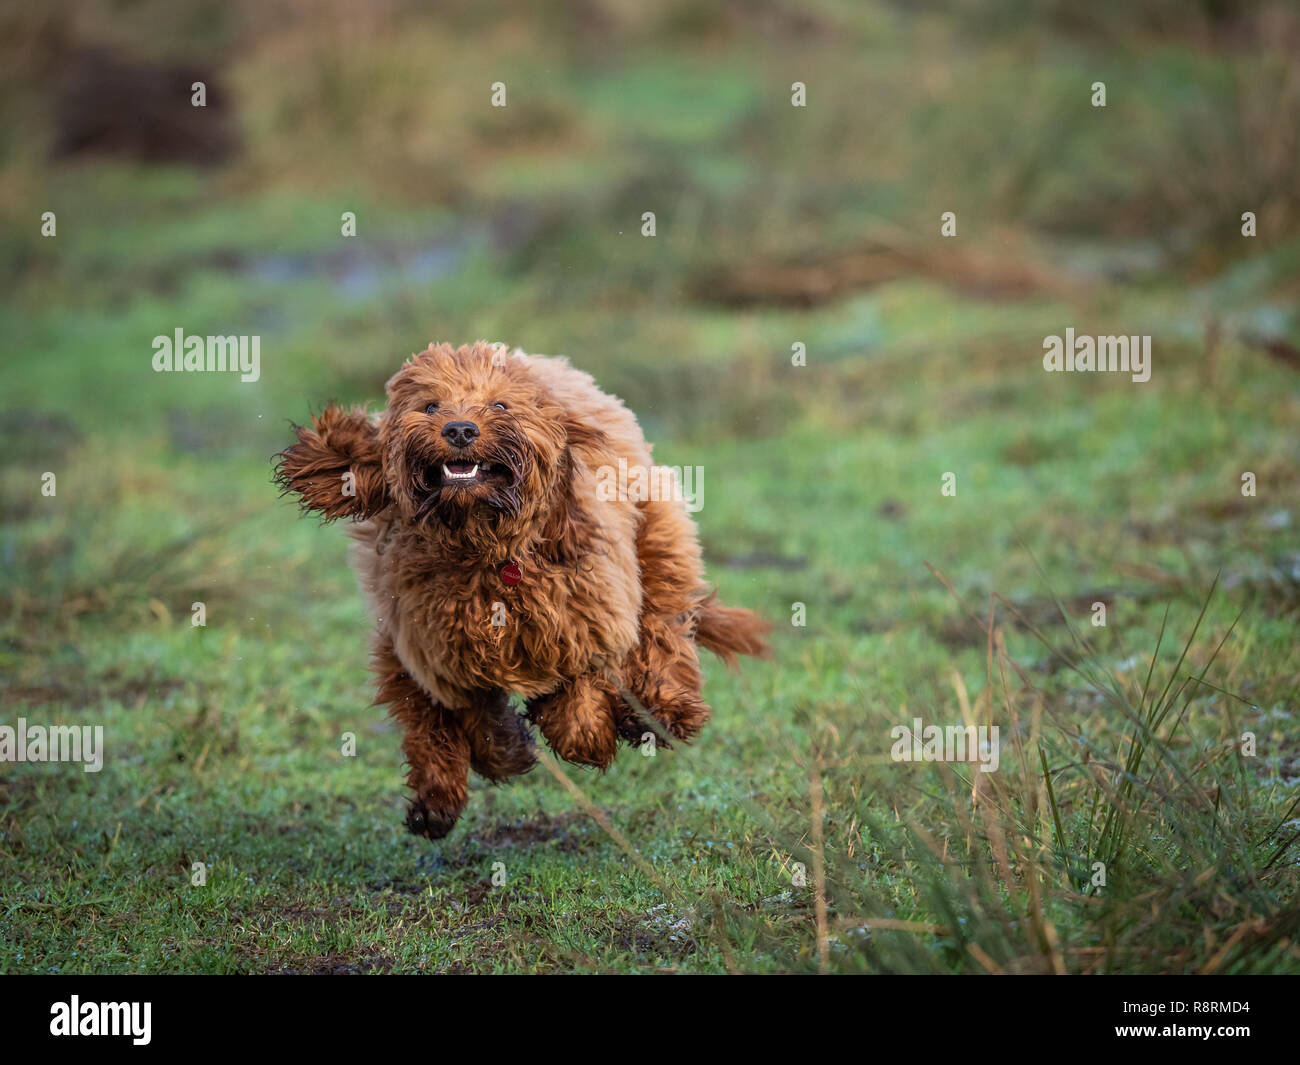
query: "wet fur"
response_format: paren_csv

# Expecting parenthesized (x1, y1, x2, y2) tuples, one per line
(274, 341, 769, 839)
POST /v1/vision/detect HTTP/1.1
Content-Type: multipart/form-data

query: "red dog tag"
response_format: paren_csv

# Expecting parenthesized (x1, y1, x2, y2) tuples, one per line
(501, 562, 522, 586)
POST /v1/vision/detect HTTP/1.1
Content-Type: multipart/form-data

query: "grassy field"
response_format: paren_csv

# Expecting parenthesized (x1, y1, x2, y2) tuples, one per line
(2, 0, 1299, 973)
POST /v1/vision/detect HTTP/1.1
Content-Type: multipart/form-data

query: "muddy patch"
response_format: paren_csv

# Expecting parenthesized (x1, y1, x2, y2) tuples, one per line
(275, 952, 395, 975)
(471, 810, 590, 851)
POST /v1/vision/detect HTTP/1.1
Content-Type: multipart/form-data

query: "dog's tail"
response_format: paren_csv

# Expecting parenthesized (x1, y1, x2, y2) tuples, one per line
(695, 592, 772, 668)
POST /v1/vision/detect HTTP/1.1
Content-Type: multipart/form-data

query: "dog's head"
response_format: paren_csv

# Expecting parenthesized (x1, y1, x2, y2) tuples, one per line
(379, 342, 598, 557)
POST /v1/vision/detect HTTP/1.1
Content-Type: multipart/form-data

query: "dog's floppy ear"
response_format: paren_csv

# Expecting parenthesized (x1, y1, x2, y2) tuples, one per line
(273, 404, 389, 522)
(539, 415, 608, 565)
(561, 415, 607, 456)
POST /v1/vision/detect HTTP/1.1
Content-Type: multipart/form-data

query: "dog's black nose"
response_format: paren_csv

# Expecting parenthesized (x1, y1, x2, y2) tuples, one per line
(441, 421, 479, 449)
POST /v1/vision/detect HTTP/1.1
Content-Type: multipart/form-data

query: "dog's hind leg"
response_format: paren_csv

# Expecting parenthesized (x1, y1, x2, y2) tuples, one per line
(372, 637, 471, 840)
(623, 498, 712, 743)
(464, 690, 537, 782)
(623, 616, 710, 744)
(525, 672, 621, 769)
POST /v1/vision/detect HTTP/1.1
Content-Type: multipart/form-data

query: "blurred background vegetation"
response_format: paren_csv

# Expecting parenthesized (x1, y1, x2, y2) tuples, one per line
(0, 0, 1297, 973)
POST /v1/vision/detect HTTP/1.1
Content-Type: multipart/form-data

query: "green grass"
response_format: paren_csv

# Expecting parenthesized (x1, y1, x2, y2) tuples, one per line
(1, 0, 1298, 973)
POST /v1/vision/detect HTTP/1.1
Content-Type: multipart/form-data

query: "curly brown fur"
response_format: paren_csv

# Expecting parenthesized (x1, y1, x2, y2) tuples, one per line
(275, 341, 769, 840)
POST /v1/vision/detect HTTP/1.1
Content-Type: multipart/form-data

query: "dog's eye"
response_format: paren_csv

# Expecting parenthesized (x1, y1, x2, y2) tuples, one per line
(492, 402, 508, 411)
(424, 402, 438, 414)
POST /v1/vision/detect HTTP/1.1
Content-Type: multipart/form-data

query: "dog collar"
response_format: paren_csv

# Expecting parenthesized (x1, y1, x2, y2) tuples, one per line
(501, 561, 522, 586)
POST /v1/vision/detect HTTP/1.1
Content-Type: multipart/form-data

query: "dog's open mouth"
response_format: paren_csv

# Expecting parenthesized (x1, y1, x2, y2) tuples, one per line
(443, 460, 480, 483)
(426, 459, 514, 489)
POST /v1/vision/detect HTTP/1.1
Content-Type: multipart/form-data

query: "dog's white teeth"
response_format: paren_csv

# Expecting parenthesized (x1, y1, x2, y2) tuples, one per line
(441, 464, 479, 480)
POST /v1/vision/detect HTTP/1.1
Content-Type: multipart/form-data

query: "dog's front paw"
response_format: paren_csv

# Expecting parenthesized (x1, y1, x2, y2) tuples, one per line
(405, 795, 462, 841)
(526, 676, 619, 769)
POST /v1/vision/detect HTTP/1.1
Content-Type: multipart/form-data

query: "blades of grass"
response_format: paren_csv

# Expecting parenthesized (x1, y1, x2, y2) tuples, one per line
(1140, 601, 1171, 718)
(1148, 572, 1220, 726)
(1038, 743, 1069, 863)
(1261, 791, 1300, 850)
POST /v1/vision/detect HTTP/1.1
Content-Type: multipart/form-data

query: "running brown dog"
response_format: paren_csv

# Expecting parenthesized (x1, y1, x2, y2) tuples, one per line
(274, 341, 768, 840)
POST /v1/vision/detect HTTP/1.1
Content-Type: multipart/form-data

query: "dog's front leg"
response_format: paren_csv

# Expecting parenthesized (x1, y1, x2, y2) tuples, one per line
(373, 638, 471, 840)
(464, 689, 537, 782)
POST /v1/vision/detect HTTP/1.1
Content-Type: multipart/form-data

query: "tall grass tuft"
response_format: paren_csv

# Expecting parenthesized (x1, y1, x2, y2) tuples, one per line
(708, 568, 1299, 973)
